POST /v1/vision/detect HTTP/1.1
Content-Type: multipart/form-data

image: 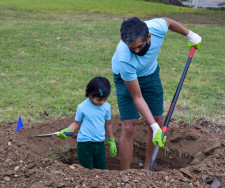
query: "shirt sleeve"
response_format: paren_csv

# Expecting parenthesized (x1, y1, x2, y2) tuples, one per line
(145, 18, 168, 38)
(119, 60, 137, 81)
(75, 105, 83, 122)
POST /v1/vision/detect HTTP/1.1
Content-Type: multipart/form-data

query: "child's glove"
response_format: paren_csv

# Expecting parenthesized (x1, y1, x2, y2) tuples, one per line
(150, 123, 167, 147)
(185, 30, 202, 50)
(108, 138, 117, 157)
(57, 128, 72, 139)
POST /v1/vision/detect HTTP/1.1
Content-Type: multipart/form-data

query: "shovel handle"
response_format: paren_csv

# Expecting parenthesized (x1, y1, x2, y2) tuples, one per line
(150, 46, 196, 171)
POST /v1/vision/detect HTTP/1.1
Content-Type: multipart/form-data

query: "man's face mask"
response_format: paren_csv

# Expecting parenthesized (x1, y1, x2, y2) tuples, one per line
(131, 41, 151, 56)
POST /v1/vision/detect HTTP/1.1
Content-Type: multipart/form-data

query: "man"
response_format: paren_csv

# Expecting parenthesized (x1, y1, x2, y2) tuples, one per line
(111, 17, 201, 170)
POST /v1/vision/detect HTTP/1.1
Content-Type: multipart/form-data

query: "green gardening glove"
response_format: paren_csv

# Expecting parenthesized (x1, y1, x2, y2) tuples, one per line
(108, 138, 117, 157)
(57, 128, 72, 139)
(185, 30, 202, 50)
(150, 123, 167, 148)
(153, 129, 167, 147)
(188, 41, 201, 50)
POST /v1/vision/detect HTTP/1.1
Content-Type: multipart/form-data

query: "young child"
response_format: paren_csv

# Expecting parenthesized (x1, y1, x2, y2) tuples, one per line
(57, 76, 117, 170)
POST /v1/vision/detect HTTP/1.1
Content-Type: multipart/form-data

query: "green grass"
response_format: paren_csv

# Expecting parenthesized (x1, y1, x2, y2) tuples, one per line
(0, 0, 224, 125)
(0, 17, 120, 122)
(159, 25, 225, 123)
(0, 0, 202, 18)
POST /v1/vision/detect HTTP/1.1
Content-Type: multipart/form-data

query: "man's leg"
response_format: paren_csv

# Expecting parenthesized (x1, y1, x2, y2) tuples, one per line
(119, 119, 137, 170)
(144, 115, 163, 170)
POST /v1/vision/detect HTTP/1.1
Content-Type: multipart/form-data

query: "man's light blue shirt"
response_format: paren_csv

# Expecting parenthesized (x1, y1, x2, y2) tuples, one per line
(112, 18, 168, 81)
(75, 98, 111, 142)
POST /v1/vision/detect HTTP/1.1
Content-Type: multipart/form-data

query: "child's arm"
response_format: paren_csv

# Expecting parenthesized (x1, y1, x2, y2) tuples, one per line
(57, 121, 81, 139)
(68, 121, 81, 132)
(105, 120, 113, 138)
(106, 120, 117, 157)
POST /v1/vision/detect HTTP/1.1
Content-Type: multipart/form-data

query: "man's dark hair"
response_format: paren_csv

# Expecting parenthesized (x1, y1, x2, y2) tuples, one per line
(85, 77, 111, 98)
(120, 17, 149, 45)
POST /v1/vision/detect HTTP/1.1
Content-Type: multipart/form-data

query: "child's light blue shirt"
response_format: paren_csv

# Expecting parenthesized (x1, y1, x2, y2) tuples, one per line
(75, 98, 111, 142)
(112, 18, 168, 81)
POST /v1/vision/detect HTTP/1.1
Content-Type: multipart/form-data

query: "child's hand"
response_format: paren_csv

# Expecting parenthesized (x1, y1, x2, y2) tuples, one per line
(108, 138, 117, 157)
(57, 128, 72, 139)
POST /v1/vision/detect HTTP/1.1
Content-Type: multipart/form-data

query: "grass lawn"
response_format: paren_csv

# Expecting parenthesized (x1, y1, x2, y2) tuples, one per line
(0, 0, 224, 125)
(0, 0, 201, 17)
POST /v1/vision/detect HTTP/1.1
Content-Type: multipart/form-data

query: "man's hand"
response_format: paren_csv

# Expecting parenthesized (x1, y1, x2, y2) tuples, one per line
(150, 123, 167, 147)
(57, 128, 72, 139)
(108, 138, 117, 157)
(185, 30, 202, 50)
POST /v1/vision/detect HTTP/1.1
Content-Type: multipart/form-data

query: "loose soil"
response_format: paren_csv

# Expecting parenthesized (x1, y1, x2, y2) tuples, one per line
(0, 115, 224, 188)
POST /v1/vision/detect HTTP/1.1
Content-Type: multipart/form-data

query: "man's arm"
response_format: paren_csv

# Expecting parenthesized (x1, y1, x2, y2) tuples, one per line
(162, 17, 189, 36)
(124, 79, 156, 125)
(162, 17, 202, 49)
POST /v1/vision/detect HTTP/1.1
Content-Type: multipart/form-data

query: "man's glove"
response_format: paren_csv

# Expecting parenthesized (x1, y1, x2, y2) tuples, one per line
(57, 128, 72, 139)
(108, 138, 117, 157)
(185, 30, 202, 50)
(150, 123, 166, 147)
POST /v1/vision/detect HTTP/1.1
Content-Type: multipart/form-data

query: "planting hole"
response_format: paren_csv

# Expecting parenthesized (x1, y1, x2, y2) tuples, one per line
(46, 139, 205, 171)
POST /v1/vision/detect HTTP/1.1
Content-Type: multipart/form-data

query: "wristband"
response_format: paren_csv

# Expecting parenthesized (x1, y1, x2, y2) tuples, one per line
(185, 30, 201, 44)
(150, 123, 160, 132)
(185, 30, 194, 41)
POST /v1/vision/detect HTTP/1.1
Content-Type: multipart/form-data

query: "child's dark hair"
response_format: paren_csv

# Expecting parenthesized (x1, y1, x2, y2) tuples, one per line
(86, 77, 111, 98)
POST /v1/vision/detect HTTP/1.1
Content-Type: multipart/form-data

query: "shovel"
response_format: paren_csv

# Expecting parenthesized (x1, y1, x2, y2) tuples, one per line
(35, 132, 75, 137)
(150, 46, 196, 171)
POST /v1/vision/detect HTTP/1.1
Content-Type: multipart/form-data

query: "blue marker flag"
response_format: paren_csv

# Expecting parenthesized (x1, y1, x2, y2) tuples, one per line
(16, 116, 23, 132)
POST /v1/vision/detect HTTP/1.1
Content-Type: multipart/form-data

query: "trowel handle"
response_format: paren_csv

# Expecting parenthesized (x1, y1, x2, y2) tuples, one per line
(64, 132, 75, 136)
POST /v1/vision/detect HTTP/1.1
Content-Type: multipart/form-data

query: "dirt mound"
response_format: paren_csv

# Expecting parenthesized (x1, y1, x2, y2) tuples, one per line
(0, 116, 224, 187)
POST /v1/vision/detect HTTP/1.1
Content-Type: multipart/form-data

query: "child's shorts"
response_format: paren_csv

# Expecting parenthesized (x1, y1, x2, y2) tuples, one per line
(77, 141, 106, 170)
(113, 65, 164, 120)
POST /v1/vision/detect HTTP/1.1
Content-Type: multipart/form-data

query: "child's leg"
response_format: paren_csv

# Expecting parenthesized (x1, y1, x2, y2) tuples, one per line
(93, 142, 106, 170)
(77, 142, 94, 170)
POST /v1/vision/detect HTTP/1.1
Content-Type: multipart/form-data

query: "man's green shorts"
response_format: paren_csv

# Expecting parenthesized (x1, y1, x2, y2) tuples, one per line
(77, 141, 106, 170)
(113, 65, 164, 120)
